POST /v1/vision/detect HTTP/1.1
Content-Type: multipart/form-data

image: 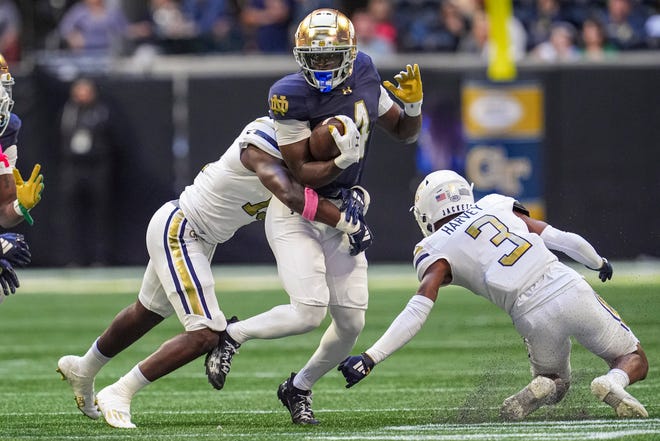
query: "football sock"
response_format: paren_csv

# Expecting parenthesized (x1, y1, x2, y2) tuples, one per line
(228, 303, 326, 345)
(294, 307, 365, 391)
(113, 365, 151, 399)
(78, 338, 112, 377)
(607, 368, 630, 388)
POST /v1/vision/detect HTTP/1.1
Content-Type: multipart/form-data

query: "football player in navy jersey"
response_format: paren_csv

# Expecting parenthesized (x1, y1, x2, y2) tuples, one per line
(0, 54, 44, 299)
(56, 116, 369, 429)
(205, 9, 423, 425)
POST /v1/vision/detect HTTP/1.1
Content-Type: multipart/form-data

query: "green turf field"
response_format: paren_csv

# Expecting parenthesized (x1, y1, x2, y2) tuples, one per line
(0, 264, 658, 440)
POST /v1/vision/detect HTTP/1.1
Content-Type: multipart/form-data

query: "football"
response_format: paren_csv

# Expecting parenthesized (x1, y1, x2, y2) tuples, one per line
(309, 117, 344, 161)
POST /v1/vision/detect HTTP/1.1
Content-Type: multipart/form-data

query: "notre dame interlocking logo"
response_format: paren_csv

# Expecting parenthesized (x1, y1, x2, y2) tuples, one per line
(270, 95, 289, 116)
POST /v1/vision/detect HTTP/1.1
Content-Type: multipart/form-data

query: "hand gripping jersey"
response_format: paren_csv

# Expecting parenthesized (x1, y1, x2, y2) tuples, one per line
(178, 117, 281, 244)
(413, 194, 579, 316)
(268, 51, 393, 198)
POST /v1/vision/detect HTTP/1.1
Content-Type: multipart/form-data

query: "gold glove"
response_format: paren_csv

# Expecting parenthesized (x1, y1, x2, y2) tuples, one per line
(383, 64, 423, 116)
(13, 164, 44, 225)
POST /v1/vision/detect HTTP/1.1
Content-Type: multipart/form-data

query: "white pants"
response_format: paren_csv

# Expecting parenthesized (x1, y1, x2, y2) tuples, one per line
(138, 201, 227, 332)
(265, 196, 369, 309)
(513, 277, 639, 380)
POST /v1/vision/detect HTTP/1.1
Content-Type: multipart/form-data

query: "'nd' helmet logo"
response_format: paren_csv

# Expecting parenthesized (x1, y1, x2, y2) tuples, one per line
(270, 95, 289, 116)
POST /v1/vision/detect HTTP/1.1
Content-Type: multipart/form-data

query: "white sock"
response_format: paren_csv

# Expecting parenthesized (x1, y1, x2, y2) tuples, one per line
(78, 338, 112, 377)
(112, 365, 151, 399)
(607, 368, 630, 388)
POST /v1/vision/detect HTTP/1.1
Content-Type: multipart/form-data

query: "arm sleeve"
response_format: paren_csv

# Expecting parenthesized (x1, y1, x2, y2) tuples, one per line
(377, 85, 395, 116)
(540, 225, 603, 270)
(365, 295, 434, 364)
(273, 119, 310, 145)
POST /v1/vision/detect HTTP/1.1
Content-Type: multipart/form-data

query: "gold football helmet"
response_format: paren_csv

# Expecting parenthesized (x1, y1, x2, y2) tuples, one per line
(0, 54, 14, 137)
(293, 9, 357, 93)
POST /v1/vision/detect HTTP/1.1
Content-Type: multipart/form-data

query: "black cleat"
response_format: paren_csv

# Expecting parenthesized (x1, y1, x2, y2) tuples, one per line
(205, 316, 240, 390)
(277, 372, 319, 425)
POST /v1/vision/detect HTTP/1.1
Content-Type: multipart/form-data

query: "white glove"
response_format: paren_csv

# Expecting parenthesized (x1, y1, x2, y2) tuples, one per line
(330, 115, 361, 169)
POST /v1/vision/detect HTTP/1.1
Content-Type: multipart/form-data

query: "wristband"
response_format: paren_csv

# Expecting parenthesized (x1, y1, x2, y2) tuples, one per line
(12, 200, 33, 226)
(302, 187, 319, 221)
(404, 100, 423, 117)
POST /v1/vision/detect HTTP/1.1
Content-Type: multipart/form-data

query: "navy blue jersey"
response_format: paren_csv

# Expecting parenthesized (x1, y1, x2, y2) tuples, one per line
(268, 51, 384, 198)
(0, 113, 21, 149)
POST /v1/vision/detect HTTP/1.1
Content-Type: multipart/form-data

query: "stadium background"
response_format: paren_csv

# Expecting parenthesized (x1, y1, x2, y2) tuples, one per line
(8, 53, 660, 266)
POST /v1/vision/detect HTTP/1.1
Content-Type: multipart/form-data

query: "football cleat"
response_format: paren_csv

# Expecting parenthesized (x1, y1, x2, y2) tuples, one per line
(500, 375, 556, 421)
(591, 375, 648, 418)
(205, 316, 240, 390)
(96, 385, 136, 429)
(277, 372, 319, 425)
(56, 355, 101, 420)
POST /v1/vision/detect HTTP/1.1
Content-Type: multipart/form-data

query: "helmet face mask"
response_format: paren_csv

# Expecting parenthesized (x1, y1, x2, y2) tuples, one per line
(293, 9, 357, 93)
(0, 54, 14, 137)
(412, 170, 475, 237)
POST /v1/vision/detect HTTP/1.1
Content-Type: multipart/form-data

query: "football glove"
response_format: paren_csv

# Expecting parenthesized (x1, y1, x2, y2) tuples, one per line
(598, 258, 613, 282)
(339, 185, 371, 224)
(0, 232, 30, 267)
(348, 218, 374, 256)
(330, 115, 361, 169)
(338, 353, 375, 388)
(13, 164, 44, 226)
(0, 258, 19, 296)
(383, 64, 423, 116)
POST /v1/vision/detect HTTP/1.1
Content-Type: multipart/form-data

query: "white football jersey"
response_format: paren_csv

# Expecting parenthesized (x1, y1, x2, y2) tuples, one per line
(179, 117, 282, 244)
(413, 194, 576, 316)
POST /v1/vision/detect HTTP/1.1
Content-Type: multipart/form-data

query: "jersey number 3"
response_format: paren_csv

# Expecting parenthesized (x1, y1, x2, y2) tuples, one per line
(465, 215, 532, 266)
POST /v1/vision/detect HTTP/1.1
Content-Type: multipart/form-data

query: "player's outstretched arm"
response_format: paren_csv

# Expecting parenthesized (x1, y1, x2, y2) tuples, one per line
(339, 259, 448, 388)
(379, 63, 423, 143)
(516, 211, 612, 282)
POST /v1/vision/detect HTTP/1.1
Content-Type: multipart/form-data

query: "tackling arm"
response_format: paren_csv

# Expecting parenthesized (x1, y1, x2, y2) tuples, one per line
(516, 211, 612, 281)
(339, 259, 450, 388)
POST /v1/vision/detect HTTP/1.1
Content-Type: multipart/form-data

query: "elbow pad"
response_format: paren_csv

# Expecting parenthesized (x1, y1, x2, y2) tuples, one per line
(540, 225, 602, 269)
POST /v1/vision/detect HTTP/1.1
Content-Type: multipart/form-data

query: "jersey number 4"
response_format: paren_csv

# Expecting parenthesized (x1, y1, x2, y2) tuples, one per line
(465, 215, 532, 266)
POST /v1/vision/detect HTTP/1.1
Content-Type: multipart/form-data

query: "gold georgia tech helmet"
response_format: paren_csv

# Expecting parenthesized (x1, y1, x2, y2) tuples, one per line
(293, 9, 357, 93)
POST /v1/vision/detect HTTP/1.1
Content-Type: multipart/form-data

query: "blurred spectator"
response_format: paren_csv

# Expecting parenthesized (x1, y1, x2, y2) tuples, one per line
(58, 0, 130, 54)
(401, 0, 469, 52)
(580, 16, 618, 60)
(457, 8, 488, 56)
(182, 0, 242, 52)
(601, 0, 647, 50)
(240, 0, 295, 53)
(58, 78, 117, 266)
(644, 6, 660, 49)
(0, 0, 21, 62)
(530, 21, 580, 61)
(366, 0, 397, 49)
(457, 5, 527, 62)
(352, 10, 395, 61)
(519, 0, 571, 50)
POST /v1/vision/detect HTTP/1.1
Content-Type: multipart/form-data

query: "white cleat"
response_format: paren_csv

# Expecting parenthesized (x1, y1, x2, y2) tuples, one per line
(500, 376, 557, 421)
(591, 376, 648, 418)
(56, 355, 101, 420)
(96, 385, 137, 429)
